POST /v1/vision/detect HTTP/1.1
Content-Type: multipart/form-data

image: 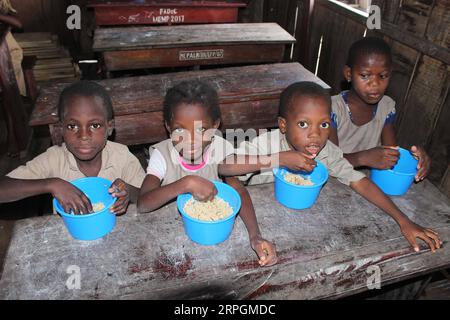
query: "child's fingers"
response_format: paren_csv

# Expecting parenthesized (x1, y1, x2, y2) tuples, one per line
(257, 243, 278, 267)
(110, 189, 127, 198)
(110, 203, 127, 215)
(405, 235, 420, 252)
(425, 230, 442, 249)
(415, 167, 427, 181)
(420, 234, 436, 253)
(262, 246, 278, 267)
(382, 145, 399, 150)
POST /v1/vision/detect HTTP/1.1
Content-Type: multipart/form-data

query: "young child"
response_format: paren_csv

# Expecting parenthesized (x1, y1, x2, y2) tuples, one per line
(329, 37, 430, 182)
(0, 80, 146, 215)
(226, 81, 441, 253)
(138, 80, 277, 267)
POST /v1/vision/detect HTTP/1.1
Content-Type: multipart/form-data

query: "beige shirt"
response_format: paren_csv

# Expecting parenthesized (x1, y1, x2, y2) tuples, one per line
(237, 129, 366, 186)
(148, 135, 235, 186)
(7, 141, 146, 188)
(331, 92, 396, 154)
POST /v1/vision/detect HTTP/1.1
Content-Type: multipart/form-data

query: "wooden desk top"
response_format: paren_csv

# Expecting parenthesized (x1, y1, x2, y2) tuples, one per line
(93, 23, 296, 51)
(0, 179, 448, 299)
(87, 1, 246, 8)
(30, 63, 328, 127)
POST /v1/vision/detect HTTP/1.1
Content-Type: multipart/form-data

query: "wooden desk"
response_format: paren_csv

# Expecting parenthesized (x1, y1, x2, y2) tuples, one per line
(0, 180, 448, 299)
(30, 62, 328, 146)
(87, 1, 246, 26)
(93, 23, 296, 71)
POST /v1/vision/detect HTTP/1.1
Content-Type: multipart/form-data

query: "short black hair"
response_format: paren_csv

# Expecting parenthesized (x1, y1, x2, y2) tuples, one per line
(346, 37, 392, 68)
(163, 80, 221, 123)
(57, 80, 114, 121)
(279, 81, 330, 118)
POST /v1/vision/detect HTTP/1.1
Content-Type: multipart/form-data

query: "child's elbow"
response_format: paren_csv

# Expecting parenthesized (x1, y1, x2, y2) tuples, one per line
(136, 198, 150, 214)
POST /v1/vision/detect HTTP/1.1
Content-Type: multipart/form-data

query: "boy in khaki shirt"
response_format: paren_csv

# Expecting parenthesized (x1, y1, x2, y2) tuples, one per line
(0, 81, 145, 215)
(220, 81, 442, 253)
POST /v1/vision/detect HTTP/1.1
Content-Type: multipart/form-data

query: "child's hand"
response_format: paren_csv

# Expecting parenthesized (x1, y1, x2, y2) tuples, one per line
(410, 145, 430, 182)
(279, 151, 316, 172)
(108, 178, 129, 216)
(399, 220, 442, 253)
(185, 176, 217, 202)
(251, 235, 278, 267)
(364, 146, 400, 169)
(50, 178, 93, 215)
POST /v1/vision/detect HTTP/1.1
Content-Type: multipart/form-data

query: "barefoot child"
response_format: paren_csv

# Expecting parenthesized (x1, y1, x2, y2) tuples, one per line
(329, 37, 430, 182)
(225, 81, 441, 253)
(138, 80, 277, 267)
(0, 81, 146, 215)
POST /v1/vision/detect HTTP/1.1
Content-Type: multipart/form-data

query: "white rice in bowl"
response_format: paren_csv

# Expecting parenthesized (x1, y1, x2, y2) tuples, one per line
(284, 173, 314, 186)
(92, 202, 105, 212)
(183, 197, 233, 221)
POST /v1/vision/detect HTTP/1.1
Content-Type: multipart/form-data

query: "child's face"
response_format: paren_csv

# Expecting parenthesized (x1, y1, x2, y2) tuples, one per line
(62, 95, 113, 162)
(278, 95, 331, 157)
(344, 53, 391, 105)
(166, 103, 220, 163)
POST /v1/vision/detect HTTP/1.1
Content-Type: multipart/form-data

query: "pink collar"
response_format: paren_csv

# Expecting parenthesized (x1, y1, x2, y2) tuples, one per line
(179, 145, 210, 172)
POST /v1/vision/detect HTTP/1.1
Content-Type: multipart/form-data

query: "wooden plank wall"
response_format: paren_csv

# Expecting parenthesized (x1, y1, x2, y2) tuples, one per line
(287, 0, 449, 197)
(262, 0, 314, 63)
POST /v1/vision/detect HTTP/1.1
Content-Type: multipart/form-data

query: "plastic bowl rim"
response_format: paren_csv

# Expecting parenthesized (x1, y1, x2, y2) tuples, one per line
(272, 161, 329, 189)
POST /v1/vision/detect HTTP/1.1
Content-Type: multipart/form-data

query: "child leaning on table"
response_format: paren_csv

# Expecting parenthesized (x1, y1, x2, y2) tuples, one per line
(137, 80, 277, 267)
(0, 80, 146, 215)
(219, 81, 442, 253)
(329, 37, 430, 182)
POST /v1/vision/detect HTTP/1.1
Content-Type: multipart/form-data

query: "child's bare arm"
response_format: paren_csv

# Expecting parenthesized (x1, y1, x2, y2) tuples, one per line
(0, 177, 50, 202)
(219, 152, 316, 177)
(137, 175, 217, 213)
(0, 177, 92, 214)
(223, 177, 277, 267)
(350, 177, 442, 252)
(0, 13, 22, 29)
(332, 124, 400, 169)
(381, 124, 397, 146)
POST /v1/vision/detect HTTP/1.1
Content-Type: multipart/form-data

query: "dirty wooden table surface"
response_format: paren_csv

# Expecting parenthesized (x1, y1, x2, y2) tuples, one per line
(0, 179, 449, 299)
(93, 23, 296, 71)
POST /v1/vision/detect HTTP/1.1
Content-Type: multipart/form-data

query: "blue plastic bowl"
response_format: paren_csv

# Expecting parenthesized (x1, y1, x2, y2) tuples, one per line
(53, 177, 117, 240)
(177, 180, 241, 245)
(370, 147, 418, 196)
(273, 160, 329, 210)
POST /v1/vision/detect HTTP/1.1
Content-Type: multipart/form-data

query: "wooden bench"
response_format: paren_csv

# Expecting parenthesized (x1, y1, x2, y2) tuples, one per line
(87, 0, 246, 26)
(93, 23, 296, 72)
(30, 62, 329, 146)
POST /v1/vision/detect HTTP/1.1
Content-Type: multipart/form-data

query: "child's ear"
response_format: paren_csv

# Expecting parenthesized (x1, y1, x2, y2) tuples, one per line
(343, 65, 352, 83)
(107, 120, 115, 136)
(278, 117, 287, 134)
(213, 119, 221, 129)
(164, 121, 172, 135)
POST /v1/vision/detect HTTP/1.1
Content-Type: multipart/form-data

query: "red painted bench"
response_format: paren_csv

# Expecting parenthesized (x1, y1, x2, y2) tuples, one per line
(87, 1, 246, 26)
